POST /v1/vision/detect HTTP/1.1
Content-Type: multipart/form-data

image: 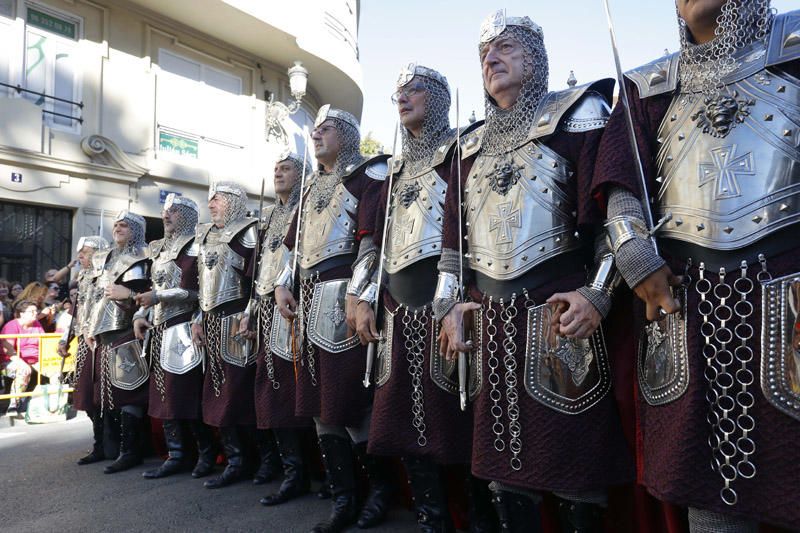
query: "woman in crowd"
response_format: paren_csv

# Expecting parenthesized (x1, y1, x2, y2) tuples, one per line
(0, 299, 45, 414)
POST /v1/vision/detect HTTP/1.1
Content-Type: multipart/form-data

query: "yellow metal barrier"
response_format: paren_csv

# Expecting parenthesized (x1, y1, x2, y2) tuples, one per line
(0, 332, 76, 401)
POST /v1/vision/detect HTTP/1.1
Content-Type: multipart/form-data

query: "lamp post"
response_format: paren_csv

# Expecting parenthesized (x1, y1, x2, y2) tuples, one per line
(265, 61, 309, 144)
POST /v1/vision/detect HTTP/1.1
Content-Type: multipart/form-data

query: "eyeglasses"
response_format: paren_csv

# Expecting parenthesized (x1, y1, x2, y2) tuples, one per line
(391, 83, 426, 104)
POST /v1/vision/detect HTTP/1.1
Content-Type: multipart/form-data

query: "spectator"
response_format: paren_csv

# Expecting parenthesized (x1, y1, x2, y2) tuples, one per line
(55, 298, 74, 333)
(0, 279, 12, 327)
(13, 282, 56, 333)
(45, 263, 74, 301)
(0, 300, 45, 414)
(9, 282, 23, 300)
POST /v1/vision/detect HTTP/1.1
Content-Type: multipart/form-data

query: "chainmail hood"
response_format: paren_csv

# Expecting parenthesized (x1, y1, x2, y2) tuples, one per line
(263, 153, 304, 251)
(112, 210, 146, 254)
(163, 193, 199, 240)
(677, 0, 772, 97)
(396, 63, 453, 174)
(208, 180, 249, 227)
(478, 10, 549, 155)
(76, 235, 109, 253)
(314, 104, 364, 179)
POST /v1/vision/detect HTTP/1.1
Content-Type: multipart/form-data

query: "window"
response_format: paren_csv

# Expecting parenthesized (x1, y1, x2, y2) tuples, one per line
(158, 49, 242, 95)
(0, 0, 13, 19)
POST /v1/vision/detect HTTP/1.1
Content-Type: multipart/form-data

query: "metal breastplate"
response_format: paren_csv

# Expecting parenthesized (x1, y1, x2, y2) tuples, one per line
(90, 252, 146, 336)
(198, 228, 247, 311)
(255, 205, 297, 297)
(299, 179, 358, 270)
(385, 166, 446, 274)
(655, 47, 800, 250)
(151, 235, 195, 325)
(465, 140, 580, 280)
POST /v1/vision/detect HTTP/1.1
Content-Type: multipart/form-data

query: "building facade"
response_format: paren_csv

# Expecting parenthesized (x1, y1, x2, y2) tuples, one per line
(0, 0, 362, 283)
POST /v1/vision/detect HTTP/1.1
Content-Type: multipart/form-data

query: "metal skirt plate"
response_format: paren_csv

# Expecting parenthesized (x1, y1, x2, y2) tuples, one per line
(638, 286, 690, 406)
(160, 321, 201, 375)
(307, 279, 360, 353)
(270, 304, 301, 363)
(761, 271, 800, 422)
(430, 309, 482, 400)
(523, 303, 611, 414)
(109, 339, 149, 391)
(375, 307, 395, 388)
(219, 312, 256, 367)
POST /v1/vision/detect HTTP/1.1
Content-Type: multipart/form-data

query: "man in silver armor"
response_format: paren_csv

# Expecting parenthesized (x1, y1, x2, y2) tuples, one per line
(594, 1, 800, 530)
(274, 106, 394, 532)
(191, 181, 260, 489)
(435, 11, 634, 532)
(354, 63, 494, 532)
(58, 235, 109, 465)
(86, 211, 150, 474)
(132, 194, 215, 480)
(239, 153, 310, 506)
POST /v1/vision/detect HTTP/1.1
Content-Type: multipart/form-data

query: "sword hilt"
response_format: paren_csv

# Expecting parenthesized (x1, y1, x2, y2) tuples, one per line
(363, 341, 376, 388)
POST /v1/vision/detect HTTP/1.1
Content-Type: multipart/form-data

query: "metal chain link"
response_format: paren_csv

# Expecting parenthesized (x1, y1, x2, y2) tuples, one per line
(150, 323, 167, 403)
(299, 275, 318, 387)
(74, 337, 88, 387)
(205, 314, 225, 397)
(257, 298, 279, 390)
(100, 343, 114, 411)
(484, 296, 505, 453)
(500, 295, 522, 471)
(401, 306, 428, 448)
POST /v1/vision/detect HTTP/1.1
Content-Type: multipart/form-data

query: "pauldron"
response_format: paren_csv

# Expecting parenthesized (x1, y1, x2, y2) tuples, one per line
(150, 234, 196, 325)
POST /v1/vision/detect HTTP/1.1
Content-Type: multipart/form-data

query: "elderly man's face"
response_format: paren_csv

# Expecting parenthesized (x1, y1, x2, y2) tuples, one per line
(481, 34, 526, 109)
(677, 0, 727, 41)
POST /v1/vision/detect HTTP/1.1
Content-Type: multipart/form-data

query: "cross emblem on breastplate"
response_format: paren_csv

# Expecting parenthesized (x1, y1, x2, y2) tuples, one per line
(391, 216, 415, 246)
(488, 202, 521, 245)
(697, 145, 755, 200)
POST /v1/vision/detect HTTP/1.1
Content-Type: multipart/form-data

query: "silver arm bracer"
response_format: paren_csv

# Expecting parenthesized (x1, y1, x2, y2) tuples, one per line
(273, 247, 295, 291)
(432, 271, 460, 323)
(154, 288, 197, 305)
(605, 215, 651, 255)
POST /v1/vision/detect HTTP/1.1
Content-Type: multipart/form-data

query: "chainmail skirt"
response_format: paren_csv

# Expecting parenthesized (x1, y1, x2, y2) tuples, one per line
(72, 336, 97, 412)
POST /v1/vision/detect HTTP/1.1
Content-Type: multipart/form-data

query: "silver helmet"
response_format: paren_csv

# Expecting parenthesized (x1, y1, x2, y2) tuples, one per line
(112, 210, 146, 253)
(314, 105, 363, 179)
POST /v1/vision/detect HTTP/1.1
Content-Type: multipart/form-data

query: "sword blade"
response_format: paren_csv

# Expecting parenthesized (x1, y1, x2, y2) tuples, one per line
(455, 88, 468, 411)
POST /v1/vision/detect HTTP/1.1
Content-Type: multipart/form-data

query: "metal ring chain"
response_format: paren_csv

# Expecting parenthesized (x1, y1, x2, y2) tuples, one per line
(74, 337, 88, 387)
(205, 315, 224, 397)
(402, 307, 428, 448)
(150, 323, 167, 403)
(500, 296, 522, 471)
(258, 298, 279, 390)
(101, 344, 115, 411)
(300, 276, 318, 387)
(732, 261, 756, 484)
(484, 296, 505, 453)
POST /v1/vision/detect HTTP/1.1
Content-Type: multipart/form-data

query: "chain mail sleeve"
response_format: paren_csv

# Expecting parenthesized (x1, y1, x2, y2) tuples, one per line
(347, 237, 378, 297)
(606, 186, 665, 289)
(576, 233, 617, 318)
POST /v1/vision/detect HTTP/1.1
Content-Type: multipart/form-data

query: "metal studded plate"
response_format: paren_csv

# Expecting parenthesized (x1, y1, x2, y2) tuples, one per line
(269, 305, 301, 363)
(638, 286, 690, 406)
(523, 303, 611, 414)
(430, 311, 482, 400)
(219, 312, 256, 367)
(109, 339, 149, 391)
(159, 321, 201, 374)
(761, 271, 800, 422)
(306, 279, 360, 353)
(375, 307, 395, 388)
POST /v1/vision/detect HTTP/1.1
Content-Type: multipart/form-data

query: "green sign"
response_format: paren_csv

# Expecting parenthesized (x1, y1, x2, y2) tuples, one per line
(27, 8, 76, 40)
(159, 131, 199, 159)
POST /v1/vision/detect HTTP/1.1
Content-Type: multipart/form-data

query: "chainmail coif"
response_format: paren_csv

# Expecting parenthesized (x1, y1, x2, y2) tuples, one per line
(479, 23, 549, 156)
(264, 154, 303, 251)
(399, 67, 453, 175)
(210, 181, 249, 227)
(677, 0, 772, 97)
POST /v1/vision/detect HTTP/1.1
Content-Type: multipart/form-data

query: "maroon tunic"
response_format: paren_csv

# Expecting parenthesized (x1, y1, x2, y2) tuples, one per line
(72, 337, 96, 412)
(147, 246, 203, 420)
(592, 65, 800, 529)
(201, 229, 257, 428)
(284, 162, 384, 427)
(254, 295, 312, 429)
(441, 123, 634, 493)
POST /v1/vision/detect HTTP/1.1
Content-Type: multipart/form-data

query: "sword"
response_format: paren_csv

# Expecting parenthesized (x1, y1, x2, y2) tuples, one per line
(140, 308, 154, 359)
(601, 0, 660, 253)
(237, 173, 267, 342)
(288, 127, 311, 356)
(363, 122, 400, 389)
(455, 89, 469, 412)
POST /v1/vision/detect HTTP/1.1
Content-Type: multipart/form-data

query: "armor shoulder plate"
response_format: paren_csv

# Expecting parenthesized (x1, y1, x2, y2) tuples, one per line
(343, 154, 391, 181)
(119, 257, 149, 282)
(528, 78, 614, 140)
(217, 218, 257, 246)
(91, 249, 111, 274)
(365, 159, 389, 181)
(391, 157, 404, 175)
(624, 52, 680, 99)
(460, 124, 484, 159)
(260, 205, 276, 229)
(766, 10, 800, 67)
(563, 90, 612, 133)
(148, 239, 165, 259)
(185, 240, 199, 257)
(174, 234, 195, 255)
(431, 121, 485, 167)
(196, 222, 214, 244)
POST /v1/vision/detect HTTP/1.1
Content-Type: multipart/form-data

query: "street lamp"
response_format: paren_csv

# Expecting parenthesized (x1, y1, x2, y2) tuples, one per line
(265, 60, 309, 144)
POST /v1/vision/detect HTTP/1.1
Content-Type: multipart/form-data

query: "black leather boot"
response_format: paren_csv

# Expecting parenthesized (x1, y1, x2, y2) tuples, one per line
(260, 428, 310, 506)
(555, 498, 604, 533)
(190, 420, 216, 478)
(204, 426, 244, 489)
(252, 429, 281, 485)
(102, 408, 121, 460)
(491, 487, 541, 533)
(353, 442, 394, 529)
(104, 410, 143, 474)
(402, 456, 454, 533)
(143, 419, 184, 479)
(467, 475, 499, 533)
(310, 434, 358, 533)
(77, 411, 105, 465)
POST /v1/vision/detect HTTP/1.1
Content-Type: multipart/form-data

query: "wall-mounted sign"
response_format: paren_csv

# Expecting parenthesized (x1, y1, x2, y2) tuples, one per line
(27, 7, 77, 40)
(11, 172, 22, 183)
(159, 130, 199, 159)
(159, 189, 181, 204)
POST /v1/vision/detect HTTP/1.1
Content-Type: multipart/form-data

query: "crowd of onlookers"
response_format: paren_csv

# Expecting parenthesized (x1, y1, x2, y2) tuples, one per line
(0, 263, 79, 415)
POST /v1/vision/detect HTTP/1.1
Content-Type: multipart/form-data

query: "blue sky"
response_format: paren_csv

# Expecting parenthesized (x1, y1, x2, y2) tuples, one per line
(358, 0, 794, 148)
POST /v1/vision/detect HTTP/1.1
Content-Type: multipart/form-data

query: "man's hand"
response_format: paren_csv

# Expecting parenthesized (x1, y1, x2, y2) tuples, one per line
(237, 314, 256, 340)
(85, 336, 96, 351)
(133, 317, 152, 341)
(345, 294, 359, 331)
(356, 301, 380, 346)
(134, 291, 157, 308)
(57, 340, 69, 358)
(546, 291, 602, 339)
(105, 284, 131, 301)
(633, 265, 682, 321)
(275, 286, 297, 320)
(439, 302, 481, 362)
(191, 323, 206, 346)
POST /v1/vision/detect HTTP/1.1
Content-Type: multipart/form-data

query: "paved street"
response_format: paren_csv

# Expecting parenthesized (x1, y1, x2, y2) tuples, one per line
(0, 416, 416, 532)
